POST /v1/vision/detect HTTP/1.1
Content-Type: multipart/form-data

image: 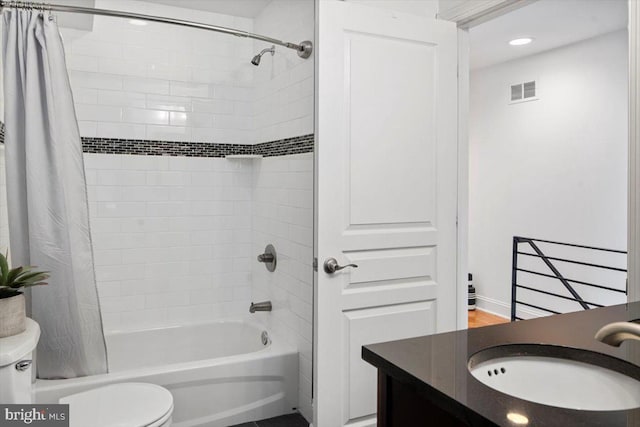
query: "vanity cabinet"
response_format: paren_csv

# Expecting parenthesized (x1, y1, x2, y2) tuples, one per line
(363, 302, 640, 427)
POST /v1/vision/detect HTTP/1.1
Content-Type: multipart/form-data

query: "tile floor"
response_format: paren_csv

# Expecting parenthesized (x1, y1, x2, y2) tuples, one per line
(230, 413, 309, 427)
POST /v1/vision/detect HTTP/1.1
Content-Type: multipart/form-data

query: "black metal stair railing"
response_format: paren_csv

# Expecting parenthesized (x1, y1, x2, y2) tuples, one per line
(511, 236, 627, 321)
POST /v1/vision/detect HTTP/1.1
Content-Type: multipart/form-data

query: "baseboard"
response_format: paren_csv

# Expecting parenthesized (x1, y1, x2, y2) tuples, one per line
(475, 296, 510, 318)
(475, 295, 546, 320)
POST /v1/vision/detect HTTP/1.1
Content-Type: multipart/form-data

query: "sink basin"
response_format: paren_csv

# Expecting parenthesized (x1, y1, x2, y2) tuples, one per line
(468, 344, 640, 411)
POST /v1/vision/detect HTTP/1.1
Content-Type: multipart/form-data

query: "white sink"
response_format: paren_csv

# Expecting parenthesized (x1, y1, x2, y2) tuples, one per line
(469, 346, 640, 411)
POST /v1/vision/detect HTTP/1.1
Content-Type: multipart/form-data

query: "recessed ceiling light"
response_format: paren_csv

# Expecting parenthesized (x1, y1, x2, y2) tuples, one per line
(129, 19, 147, 26)
(509, 37, 533, 46)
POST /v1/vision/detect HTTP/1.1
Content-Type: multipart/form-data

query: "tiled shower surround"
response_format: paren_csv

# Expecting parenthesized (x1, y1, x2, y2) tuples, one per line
(84, 151, 314, 420)
(84, 145, 313, 333)
(0, 0, 314, 420)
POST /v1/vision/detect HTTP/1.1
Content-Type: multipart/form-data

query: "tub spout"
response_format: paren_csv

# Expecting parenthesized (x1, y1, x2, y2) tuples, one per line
(250, 301, 272, 313)
(595, 321, 640, 347)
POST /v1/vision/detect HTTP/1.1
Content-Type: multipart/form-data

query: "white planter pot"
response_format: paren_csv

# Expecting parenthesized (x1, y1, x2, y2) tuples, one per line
(0, 294, 26, 338)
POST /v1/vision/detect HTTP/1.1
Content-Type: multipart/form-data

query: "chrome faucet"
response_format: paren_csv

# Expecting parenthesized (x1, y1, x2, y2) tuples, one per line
(595, 321, 640, 346)
(250, 301, 272, 313)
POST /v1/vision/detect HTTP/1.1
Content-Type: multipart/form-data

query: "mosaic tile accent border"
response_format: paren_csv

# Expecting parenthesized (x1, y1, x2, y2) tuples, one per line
(0, 123, 313, 158)
(254, 134, 314, 157)
(81, 138, 255, 157)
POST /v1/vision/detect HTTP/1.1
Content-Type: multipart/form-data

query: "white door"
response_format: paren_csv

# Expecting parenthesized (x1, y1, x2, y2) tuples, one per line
(314, 2, 458, 426)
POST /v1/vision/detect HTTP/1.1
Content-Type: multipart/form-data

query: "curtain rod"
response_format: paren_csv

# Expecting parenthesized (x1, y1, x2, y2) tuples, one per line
(0, 0, 313, 58)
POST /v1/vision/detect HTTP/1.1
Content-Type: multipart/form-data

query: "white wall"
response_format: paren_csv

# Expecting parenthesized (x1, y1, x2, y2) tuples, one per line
(469, 30, 628, 318)
(347, 0, 438, 18)
(252, 0, 314, 142)
(63, 0, 255, 143)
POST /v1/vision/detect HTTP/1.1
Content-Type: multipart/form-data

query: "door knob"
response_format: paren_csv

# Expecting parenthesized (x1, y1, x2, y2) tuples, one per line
(323, 258, 358, 274)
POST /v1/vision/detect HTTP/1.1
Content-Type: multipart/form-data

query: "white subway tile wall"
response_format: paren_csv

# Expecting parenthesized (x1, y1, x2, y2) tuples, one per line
(251, 153, 314, 420)
(251, 2, 315, 419)
(64, 0, 255, 144)
(85, 153, 254, 331)
(63, 0, 314, 144)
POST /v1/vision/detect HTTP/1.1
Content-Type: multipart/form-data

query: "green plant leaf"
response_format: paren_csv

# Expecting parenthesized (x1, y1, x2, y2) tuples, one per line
(13, 274, 49, 283)
(10, 275, 49, 289)
(12, 278, 49, 289)
(0, 252, 8, 287)
(20, 281, 48, 288)
(0, 254, 49, 291)
(6, 266, 23, 286)
(13, 270, 50, 283)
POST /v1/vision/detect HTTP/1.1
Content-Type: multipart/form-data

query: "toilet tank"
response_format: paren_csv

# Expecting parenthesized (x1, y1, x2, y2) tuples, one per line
(0, 318, 40, 403)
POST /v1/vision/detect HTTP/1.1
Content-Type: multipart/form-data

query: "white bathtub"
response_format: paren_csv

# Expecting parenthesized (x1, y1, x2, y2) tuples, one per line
(35, 320, 299, 427)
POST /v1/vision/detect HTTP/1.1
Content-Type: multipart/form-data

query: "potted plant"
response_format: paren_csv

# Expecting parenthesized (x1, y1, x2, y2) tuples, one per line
(0, 252, 49, 338)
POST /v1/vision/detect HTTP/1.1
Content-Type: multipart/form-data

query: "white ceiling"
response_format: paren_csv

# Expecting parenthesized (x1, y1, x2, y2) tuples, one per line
(147, 0, 272, 18)
(469, 0, 628, 70)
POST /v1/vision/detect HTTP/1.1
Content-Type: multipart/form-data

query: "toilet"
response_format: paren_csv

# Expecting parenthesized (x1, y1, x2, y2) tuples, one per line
(0, 319, 174, 427)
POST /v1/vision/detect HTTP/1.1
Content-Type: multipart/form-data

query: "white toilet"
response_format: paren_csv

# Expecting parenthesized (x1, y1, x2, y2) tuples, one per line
(0, 318, 174, 427)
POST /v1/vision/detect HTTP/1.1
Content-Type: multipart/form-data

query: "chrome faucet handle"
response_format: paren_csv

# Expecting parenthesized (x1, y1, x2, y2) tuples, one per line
(595, 321, 640, 346)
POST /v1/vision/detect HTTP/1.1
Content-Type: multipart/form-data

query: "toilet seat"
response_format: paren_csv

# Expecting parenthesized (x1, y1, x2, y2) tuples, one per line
(60, 382, 173, 427)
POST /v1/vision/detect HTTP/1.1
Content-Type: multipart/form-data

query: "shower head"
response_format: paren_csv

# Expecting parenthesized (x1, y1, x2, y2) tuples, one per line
(251, 45, 275, 66)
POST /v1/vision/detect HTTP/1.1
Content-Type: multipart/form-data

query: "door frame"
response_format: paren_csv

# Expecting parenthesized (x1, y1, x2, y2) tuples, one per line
(628, 0, 640, 303)
(451, 0, 640, 305)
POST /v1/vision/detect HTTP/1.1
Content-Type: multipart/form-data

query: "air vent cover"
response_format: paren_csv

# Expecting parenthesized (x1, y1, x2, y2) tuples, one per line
(510, 80, 537, 103)
(511, 84, 522, 101)
(523, 81, 536, 98)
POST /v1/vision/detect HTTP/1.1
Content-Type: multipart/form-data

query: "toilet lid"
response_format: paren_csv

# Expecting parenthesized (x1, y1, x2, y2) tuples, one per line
(60, 383, 173, 427)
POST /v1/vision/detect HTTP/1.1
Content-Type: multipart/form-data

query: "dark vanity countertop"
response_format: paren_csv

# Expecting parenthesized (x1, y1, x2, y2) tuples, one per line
(362, 302, 640, 427)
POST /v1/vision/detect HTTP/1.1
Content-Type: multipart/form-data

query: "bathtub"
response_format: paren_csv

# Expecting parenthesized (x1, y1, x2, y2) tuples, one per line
(35, 320, 299, 427)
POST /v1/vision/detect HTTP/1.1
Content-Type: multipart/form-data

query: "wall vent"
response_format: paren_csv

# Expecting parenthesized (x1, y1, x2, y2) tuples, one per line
(510, 80, 537, 103)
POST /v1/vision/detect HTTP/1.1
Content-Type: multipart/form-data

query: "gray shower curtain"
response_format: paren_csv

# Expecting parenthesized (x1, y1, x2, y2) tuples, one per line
(2, 9, 107, 378)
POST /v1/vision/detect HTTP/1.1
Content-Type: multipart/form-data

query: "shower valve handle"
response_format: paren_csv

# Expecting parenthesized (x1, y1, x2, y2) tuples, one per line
(257, 253, 274, 263)
(323, 258, 358, 274)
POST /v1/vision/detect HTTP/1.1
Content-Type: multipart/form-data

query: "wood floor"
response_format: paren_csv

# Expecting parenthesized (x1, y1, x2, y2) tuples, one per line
(468, 309, 509, 328)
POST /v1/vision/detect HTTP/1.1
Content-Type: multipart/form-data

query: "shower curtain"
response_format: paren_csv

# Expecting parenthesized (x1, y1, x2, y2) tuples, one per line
(2, 9, 107, 378)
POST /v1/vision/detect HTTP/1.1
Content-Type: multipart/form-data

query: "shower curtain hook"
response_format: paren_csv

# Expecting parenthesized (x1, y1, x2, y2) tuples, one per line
(44, 1, 54, 21)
